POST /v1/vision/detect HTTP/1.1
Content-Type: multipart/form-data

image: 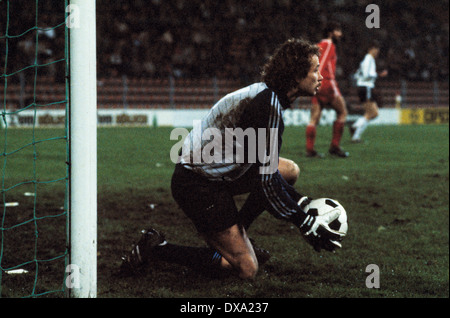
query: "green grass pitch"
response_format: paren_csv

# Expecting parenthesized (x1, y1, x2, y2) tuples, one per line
(1, 124, 448, 298)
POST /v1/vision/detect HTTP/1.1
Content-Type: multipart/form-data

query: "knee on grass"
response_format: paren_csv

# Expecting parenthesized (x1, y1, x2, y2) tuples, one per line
(237, 255, 259, 280)
(220, 253, 258, 279)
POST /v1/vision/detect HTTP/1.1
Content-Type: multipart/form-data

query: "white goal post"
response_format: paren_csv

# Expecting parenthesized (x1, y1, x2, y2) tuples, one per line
(68, 0, 97, 298)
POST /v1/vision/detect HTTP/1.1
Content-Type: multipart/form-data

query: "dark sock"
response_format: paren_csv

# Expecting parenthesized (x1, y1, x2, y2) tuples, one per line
(306, 124, 316, 152)
(331, 120, 344, 148)
(152, 243, 222, 272)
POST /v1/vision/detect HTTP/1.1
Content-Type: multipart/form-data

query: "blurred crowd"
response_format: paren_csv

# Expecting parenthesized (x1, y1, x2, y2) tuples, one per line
(1, 0, 449, 85)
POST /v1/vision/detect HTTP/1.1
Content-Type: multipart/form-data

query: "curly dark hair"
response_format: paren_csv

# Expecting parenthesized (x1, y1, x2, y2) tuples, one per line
(261, 38, 320, 95)
(323, 21, 342, 38)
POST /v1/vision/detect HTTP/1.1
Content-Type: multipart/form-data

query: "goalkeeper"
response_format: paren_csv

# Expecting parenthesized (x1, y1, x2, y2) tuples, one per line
(121, 38, 345, 279)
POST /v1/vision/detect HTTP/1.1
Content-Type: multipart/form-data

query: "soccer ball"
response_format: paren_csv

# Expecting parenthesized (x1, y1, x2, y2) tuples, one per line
(302, 198, 348, 235)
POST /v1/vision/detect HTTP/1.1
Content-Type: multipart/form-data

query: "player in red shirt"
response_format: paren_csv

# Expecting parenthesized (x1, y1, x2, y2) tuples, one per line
(306, 22, 349, 158)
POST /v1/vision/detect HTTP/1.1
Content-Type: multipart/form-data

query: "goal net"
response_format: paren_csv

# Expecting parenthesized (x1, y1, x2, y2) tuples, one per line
(0, 0, 97, 298)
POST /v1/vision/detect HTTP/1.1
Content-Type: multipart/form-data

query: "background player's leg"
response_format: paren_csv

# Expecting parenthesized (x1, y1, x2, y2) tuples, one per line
(352, 101, 379, 142)
(306, 103, 323, 157)
(329, 95, 349, 157)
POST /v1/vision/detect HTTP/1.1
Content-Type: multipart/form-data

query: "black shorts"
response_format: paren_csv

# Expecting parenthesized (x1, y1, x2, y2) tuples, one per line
(357, 86, 382, 106)
(171, 164, 258, 234)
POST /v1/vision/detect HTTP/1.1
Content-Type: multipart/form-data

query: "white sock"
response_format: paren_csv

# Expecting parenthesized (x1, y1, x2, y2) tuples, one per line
(352, 117, 366, 129)
(352, 117, 369, 140)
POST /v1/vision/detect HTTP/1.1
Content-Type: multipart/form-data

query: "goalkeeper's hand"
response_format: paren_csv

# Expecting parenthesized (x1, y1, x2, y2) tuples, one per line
(297, 197, 345, 252)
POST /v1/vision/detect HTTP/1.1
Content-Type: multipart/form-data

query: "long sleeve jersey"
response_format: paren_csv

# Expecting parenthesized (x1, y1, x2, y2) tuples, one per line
(355, 53, 378, 88)
(179, 82, 305, 225)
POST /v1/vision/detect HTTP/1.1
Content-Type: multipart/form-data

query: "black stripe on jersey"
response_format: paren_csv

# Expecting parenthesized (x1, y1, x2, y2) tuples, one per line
(260, 93, 300, 220)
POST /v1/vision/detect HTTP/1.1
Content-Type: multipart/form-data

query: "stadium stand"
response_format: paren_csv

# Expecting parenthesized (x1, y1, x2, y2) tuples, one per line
(1, 77, 448, 110)
(1, 0, 448, 110)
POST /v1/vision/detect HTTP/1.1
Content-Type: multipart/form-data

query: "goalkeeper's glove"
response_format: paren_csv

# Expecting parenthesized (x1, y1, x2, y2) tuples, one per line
(297, 196, 345, 252)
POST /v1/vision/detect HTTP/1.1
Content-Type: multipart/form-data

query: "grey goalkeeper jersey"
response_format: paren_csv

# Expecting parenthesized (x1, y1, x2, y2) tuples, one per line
(179, 82, 306, 225)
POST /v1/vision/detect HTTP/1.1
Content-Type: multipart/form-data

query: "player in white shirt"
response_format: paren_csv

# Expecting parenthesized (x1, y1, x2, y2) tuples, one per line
(350, 41, 388, 142)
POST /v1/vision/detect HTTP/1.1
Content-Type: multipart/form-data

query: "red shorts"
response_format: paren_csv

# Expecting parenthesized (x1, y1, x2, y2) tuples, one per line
(312, 79, 341, 106)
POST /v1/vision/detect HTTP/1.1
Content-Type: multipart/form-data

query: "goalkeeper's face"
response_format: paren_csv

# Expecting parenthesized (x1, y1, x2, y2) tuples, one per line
(289, 55, 323, 101)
